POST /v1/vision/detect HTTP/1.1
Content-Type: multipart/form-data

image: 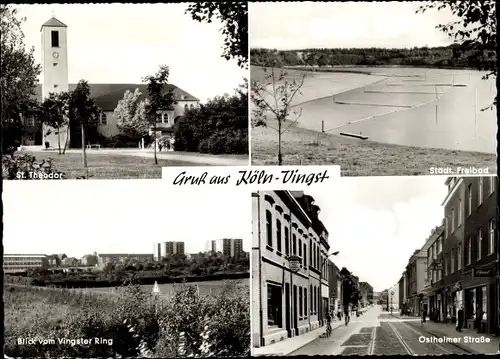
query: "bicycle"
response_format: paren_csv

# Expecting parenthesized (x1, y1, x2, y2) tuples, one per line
(325, 322, 332, 337)
(344, 313, 350, 326)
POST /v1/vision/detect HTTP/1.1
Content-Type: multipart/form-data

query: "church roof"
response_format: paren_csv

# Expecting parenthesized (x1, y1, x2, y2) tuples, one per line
(32, 83, 199, 111)
(41, 17, 67, 31)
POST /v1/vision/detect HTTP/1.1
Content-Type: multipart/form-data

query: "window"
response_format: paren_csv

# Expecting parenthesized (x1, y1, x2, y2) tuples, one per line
(53, 84, 58, 88)
(267, 284, 282, 328)
(190, 104, 194, 109)
(451, 208, 455, 232)
(481, 286, 487, 320)
(437, 237, 442, 254)
(310, 285, 313, 314)
(292, 234, 296, 255)
(489, 176, 495, 195)
(467, 184, 472, 216)
(284, 227, 289, 255)
(156, 113, 162, 122)
(184, 104, 188, 111)
(299, 287, 303, 317)
(162, 113, 169, 123)
(477, 228, 483, 260)
(467, 236, 472, 265)
(443, 255, 447, 276)
(303, 243, 307, 266)
(266, 210, 272, 248)
(51, 30, 59, 47)
(100, 113, 107, 125)
(457, 244, 462, 270)
(314, 286, 317, 312)
(312, 243, 316, 267)
(316, 246, 320, 270)
(298, 237, 302, 258)
(27, 116, 35, 127)
(276, 219, 282, 253)
(458, 198, 462, 226)
(304, 288, 308, 316)
(489, 219, 495, 255)
(53, 62, 58, 67)
(478, 178, 483, 206)
(445, 218, 448, 237)
(451, 249, 455, 273)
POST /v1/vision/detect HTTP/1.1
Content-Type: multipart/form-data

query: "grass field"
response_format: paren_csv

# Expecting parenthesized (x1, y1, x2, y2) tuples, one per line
(22, 151, 199, 179)
(251, 121, 496, 176)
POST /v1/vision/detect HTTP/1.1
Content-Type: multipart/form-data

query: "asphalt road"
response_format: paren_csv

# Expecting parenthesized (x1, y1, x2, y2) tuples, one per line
(290, 306, 470, 356)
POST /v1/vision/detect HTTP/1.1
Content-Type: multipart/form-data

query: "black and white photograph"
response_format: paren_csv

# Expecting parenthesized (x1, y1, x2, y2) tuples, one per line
(3, 181, 250, 358)
(249, 1, 497, 176)
(251, 176, 499, 356)
(1, 2, 248, 180)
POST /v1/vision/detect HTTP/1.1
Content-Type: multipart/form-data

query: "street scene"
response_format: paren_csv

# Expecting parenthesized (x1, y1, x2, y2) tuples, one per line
(2, 3, 248, 180)
(249, 1, 496, 175)
(252, 176, 499, 356)
(3, 182, 251, 357)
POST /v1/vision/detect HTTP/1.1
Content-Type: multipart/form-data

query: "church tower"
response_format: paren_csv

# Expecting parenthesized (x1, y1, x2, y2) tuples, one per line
(41, 17, 69, 147)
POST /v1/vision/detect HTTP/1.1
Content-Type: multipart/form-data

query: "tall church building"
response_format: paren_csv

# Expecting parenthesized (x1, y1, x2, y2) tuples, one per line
(21, 17, 200, 149)
(41, 17, 70, 148)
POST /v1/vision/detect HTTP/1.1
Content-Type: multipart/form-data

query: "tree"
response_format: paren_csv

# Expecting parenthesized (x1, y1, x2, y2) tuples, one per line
(416, 1, 496, 109)
(36, 92, 71, 155)
(251, 67, 306, 165)
(68, 80, 101, 177)
(174, 79, 248, 154)
(186, 2, 248, 69)
(1, 5, 41, 154)
(142, 65, 176, 165)
(113, 88, 150, 139)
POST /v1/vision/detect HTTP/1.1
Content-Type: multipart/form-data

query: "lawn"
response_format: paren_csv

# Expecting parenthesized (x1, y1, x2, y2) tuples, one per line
(21, 151, 199, 179)
(251, 121, 497, 176)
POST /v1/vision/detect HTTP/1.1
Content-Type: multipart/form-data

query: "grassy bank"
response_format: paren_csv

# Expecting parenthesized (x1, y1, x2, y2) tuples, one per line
(251, 122, 496, 176)
(4, 282, 250, 358)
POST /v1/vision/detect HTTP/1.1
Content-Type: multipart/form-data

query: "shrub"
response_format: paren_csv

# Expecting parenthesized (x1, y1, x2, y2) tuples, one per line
(2, 153, 65, 180)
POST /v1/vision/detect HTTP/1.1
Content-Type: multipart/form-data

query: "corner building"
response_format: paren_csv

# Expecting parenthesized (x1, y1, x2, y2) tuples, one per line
(251, 191, 330, 348)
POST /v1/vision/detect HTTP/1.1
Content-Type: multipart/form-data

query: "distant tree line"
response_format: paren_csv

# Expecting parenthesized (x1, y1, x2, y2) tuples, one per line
(251, 44, 494, 70)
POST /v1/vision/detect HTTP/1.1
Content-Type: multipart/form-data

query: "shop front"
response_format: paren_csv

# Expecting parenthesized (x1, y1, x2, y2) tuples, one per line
(463, 266, 497, 334)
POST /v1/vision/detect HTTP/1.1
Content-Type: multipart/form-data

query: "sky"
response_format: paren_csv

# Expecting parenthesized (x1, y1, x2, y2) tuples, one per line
(250, 1, 457, 50)
(304, 176, 449, 293)
(16, 3, 247, 103)
(3, 181, 251, 258)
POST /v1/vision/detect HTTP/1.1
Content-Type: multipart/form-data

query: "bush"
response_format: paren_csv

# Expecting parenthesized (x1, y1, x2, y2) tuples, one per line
(4, 282, 250, 358)
(97, 134, 150, 148)
(2, 153, 65, 180)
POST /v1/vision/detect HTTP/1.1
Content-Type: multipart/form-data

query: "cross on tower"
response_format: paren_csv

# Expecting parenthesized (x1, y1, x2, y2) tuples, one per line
(52, 10, 55, 18)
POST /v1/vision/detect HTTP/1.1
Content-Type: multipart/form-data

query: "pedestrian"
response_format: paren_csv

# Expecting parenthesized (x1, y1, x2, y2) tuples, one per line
(475, 305, 484, 334)
(421, 307, 427, 324)
(456, 305, 464, 332)
(158, 143, 163, 152)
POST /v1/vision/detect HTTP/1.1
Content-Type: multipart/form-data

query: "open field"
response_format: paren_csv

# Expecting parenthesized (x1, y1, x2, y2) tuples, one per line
(87, 278, 249, 298)
(251, 120, 496, 176)
(20, 151, 198, 179)
(251, 66, 496, 154)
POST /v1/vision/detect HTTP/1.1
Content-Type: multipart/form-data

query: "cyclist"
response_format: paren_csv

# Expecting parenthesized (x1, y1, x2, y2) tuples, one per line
(325, 311, 332, 337)
(344, 305, 350, 326)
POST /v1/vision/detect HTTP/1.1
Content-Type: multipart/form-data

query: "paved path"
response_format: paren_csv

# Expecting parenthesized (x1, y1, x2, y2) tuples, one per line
(290, 306, 499, 355)
(20, 147, 249, 166)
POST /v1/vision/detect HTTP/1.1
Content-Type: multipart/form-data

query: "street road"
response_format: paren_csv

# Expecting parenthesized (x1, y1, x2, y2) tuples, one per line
(290, 306, 470, 356)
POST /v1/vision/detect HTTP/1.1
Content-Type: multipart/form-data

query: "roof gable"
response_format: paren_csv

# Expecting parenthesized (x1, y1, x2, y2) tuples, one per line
(33, 83, 199, 111)
(41, 17, 67, 31)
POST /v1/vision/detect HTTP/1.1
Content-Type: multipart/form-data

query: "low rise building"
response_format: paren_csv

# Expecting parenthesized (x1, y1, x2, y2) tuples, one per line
(3, 254, 49, 273)
(97, 253, 153, 269)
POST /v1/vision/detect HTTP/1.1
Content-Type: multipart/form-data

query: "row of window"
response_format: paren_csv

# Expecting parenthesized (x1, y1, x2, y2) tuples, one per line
(265, 209, 324, 274)
(445, 177, 496, 237)
(427, 218, 495, 282)
(267, 282, 322, 328)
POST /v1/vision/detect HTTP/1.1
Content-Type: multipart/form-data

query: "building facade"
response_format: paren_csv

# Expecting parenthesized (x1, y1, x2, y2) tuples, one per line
(327, 260, 342, 315)
(405, 248, 427, 315)
(153, 241, 185, 260)
(3, 254, 49, 273)
(21, 17, 199, 149)
(97, 253, 153, 268)
(251, 191, 330, 348)
(206, 238, 244, 257)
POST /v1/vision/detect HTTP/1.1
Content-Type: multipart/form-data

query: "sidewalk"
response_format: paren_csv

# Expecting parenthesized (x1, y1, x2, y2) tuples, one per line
(252, 321, 344, 356)
(406, 319, 499, 354)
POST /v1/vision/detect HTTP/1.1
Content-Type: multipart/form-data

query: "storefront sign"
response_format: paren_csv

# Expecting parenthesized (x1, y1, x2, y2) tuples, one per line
(473, 268, 494, 277)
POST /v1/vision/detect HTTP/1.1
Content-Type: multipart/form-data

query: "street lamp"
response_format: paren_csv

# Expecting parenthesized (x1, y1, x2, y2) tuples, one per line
(319, 251, 339, 326)
(390, 291, 394, 314)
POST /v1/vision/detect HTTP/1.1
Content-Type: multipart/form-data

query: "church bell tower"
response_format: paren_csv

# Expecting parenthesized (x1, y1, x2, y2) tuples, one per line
(40, 17, 69, 147)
